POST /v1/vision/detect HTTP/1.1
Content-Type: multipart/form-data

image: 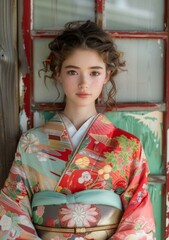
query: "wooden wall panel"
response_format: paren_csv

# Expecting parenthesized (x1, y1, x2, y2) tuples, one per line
(0, 0, 19, 188)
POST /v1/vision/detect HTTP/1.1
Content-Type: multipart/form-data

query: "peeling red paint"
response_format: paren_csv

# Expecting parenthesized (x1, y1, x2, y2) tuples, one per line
(96, 0, 103, 13)
(95, 0, 105, 28)
(21, 0, 32, 129)
(109, 32, 168, 39)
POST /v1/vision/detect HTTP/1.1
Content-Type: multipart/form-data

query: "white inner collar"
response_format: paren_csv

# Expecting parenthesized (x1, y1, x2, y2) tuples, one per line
(61, 114, 96, 149)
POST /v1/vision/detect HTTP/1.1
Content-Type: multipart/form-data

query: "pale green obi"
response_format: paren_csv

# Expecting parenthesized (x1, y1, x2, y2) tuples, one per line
(32, 189, 123, 240)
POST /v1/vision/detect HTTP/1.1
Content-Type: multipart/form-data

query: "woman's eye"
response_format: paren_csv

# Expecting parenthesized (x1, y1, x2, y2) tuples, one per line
(67, 70, 78, 76)
(90, 71, 100, 76)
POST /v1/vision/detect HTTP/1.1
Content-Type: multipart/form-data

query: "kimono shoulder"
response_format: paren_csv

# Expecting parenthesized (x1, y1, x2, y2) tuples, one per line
(19, 113, 66, 149)
(16, 113, 72, 190)
(96, 113, 142, 147)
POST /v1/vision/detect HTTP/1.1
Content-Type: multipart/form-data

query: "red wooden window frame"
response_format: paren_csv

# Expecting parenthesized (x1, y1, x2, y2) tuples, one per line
(22, 0, 169, 238)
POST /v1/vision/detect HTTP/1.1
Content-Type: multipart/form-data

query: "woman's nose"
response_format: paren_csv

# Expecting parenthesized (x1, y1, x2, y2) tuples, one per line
(78, 74, 89, 90)
(78, 84, 88, 91)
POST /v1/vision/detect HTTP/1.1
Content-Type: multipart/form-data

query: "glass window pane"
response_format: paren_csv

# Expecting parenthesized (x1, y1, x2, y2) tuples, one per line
(33, 38, 64, 102)
(103, 39, 164, 103)
(105, 0, 164, 31)
(32, 0, 95, 30)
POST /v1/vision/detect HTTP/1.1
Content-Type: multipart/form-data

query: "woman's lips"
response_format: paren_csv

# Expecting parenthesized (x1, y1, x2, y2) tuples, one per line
(76, 93, 91, 98)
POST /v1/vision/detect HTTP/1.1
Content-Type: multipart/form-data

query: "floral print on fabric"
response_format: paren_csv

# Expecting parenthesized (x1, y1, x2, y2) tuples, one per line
(21, 133, 39, 153)
(0, 215, 12, 231)
(58, 204, 100, 227)
(33, 206, 45, 225)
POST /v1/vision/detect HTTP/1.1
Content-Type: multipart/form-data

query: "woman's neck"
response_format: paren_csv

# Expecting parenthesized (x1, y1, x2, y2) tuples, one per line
(63, 105, 97, 130)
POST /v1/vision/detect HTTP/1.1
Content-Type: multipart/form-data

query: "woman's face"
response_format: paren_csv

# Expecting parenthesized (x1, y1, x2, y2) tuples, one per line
(58, 48, 109, 110)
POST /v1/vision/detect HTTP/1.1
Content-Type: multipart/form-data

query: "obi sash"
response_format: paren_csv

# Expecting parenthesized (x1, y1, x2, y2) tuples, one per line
(32, 189, 123, 240)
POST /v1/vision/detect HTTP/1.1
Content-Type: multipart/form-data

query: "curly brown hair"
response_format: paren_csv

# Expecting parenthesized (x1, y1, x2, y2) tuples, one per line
(40, 20, 125, 107)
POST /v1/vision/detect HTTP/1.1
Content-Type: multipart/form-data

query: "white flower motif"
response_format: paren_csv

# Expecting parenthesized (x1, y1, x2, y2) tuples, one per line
(137, 191, 143, 202)
(0, 215, 12, 231)
(21, 133, 39, 153)
(75, 238, 85, 240)
(16, 181, 25, 191)
(143, 183, 148, 190)
(37, 152, 48, 162)
(78, 171, 91, 184)
(59, 204, 99, 227)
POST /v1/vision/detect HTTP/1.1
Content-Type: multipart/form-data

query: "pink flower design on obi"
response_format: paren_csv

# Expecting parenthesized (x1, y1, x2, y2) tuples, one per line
(36, 205, 45, 217)
(59, 204, 100, 227)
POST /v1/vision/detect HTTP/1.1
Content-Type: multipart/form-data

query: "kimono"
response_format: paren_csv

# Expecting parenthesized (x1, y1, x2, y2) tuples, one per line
(0, 113, 156, 240)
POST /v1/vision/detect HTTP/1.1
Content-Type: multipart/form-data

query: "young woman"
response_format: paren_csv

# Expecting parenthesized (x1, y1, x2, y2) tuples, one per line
(0, 21, 155, 240)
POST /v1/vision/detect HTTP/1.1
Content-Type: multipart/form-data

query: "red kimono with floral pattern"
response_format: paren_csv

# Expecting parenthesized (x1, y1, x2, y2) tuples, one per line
(0, 113, 156, 240)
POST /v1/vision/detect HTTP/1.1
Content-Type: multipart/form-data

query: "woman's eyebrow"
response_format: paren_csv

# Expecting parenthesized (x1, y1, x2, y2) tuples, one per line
(90, 66, 104, 69)
(64, 65, 104, 69)
(64, 65, 79, 69)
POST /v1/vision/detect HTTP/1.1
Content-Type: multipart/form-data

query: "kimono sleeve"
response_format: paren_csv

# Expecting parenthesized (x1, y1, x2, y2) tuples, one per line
(0, 143, 41, 239)
(110, 145, 156, 240)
